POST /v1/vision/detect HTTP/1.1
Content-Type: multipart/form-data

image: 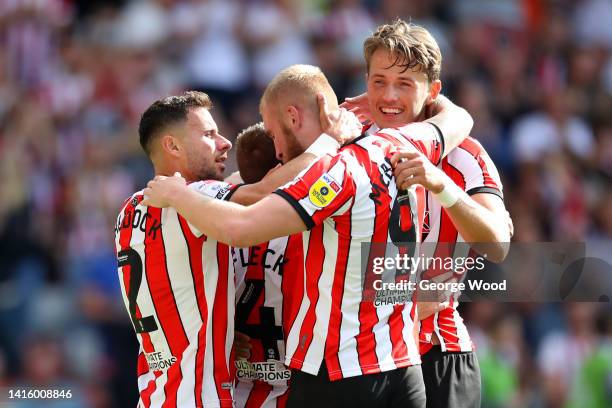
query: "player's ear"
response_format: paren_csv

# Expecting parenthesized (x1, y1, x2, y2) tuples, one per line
(427, 80, 442, 105)
(286, 105, 301, 130)
(160, 134, 181, 157)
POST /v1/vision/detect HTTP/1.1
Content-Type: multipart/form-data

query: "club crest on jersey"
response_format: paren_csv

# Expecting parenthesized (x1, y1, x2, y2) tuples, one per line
(308, 173, 341, 208)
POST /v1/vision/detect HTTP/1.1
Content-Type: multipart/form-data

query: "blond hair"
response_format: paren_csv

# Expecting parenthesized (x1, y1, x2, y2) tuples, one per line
(260, 64, 337, 116)
(364, 19, 442, 82)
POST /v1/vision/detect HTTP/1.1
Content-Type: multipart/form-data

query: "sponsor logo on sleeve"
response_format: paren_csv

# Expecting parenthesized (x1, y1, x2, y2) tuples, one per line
(215, 186, 231, 199)
(308, 173, 341, 208)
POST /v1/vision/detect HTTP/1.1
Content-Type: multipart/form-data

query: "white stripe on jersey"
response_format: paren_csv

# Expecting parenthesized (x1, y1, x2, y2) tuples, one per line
(448, 147, 485, 190)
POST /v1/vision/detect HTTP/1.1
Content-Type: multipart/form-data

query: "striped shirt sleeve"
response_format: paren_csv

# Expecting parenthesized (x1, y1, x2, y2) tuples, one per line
(376, 123, 444, 165)
(274, 153, 355, 229)
(450, 137, 503, 199)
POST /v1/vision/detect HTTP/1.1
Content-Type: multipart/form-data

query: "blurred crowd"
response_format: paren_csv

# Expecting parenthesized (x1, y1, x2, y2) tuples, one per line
(1, 0, 611, 407)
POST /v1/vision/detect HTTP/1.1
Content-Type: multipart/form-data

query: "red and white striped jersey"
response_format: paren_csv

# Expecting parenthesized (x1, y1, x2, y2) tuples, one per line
(232, 234, 303, 408)
(419, 137, 503, 355)
(114, 180, 238, 408)
(275, 127, 443, 381)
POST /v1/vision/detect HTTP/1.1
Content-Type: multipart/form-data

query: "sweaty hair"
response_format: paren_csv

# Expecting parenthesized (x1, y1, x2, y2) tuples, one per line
(235, 122, 281, 184)
(260, 64, 337, 117)
(138, 91, 212, 156)
(363, 19, 442, 82)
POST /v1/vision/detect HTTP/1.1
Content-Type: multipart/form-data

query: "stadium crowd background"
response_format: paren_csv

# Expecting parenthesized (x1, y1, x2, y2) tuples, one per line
(0, 0, 611, 406)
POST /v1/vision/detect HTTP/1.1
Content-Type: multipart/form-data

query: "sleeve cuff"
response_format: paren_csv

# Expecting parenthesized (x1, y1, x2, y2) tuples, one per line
(273, 190, 315, 230)
(427, 122, 444, 165)
(466, 186, 503, 200)
(223, 183, 244, 201)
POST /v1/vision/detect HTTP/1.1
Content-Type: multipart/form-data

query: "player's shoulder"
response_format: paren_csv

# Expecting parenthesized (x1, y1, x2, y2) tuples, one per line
(189, 179, 236, 201)
(455, 136, 488, 158)
(117, 190, 145, 214)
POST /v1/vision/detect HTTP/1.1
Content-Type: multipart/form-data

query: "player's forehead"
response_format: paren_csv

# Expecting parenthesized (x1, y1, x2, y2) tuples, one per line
(186, 107, 217, 132)
(369, 48, 428, 82)
(260, 105, 279, 135)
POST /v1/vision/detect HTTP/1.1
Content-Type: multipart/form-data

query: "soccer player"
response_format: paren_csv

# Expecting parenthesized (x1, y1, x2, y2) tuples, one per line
(343, 19, 512, 408)
(115, 91, 358, 407)
(142, 64, 469, 408)
(232, 122, 301, 407)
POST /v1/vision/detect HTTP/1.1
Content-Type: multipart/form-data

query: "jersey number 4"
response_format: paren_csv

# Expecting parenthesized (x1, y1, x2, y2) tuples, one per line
(236, 279, 284, 361)
(117, 248, 159, 333)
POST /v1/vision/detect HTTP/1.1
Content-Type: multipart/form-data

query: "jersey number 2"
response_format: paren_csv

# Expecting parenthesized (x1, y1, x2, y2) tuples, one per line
(117, 248, 159, 333)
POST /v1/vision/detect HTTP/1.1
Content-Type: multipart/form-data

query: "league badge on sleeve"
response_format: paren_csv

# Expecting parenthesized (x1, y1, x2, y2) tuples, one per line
(309, 173, 341, 208)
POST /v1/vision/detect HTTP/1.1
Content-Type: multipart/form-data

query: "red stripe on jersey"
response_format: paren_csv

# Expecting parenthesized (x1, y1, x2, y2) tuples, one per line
(213, 244, 232, 402)
(281, 234, 304, 337)
(144, 206, 189, 407)
(137, 352, 149, 377)
(277, 389, 290, 408)
(177, 216, 207, 407)
(458, 138, 499, 189)
(290, 227, 326, 368)
(324, 194, 354, 376)
(439, 298, 461, 352)
(244, 382, 273, 408)
(141, 372, 163, 408)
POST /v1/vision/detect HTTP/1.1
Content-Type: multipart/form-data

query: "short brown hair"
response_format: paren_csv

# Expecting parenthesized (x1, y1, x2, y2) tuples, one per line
(260, 64, 337, 117)
(363, 19, 442, 82)
(139, 91, 212, 156)
(235, 122, 281, 184)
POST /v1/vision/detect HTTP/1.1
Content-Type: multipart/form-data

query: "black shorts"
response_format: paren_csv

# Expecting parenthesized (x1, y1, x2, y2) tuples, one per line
(286, 362, 426, 408)
(421, 346, 481, 408)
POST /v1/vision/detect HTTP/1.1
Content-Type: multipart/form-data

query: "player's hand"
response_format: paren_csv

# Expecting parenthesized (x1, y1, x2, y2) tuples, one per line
(317, 93, 361, 144)
(416, 271, 454, 320)
(142, 172, 187, 208)
(418, 301, 450, 321)
(390, 149, 445, 193)
(234, 331, 252, 360)
(340, 92, 372, 123)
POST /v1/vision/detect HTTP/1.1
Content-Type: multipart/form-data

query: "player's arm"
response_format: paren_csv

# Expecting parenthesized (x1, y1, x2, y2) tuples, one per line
(143, 175, 307, 247)
(422, 94, 473, 155)
(229, 151, 320, 205)
(391, 150, 511, 262)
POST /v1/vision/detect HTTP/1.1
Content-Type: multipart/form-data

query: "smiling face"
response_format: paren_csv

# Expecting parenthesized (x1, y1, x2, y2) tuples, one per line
(179, 107, 232, 181)
(366, 48, 440, 129)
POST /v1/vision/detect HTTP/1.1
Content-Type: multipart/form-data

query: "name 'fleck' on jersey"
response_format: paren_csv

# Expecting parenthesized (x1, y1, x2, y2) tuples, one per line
(232, 234, 303, 408)
(419, 137, 503, 355)
(275, 127, 443, 381)
(114, 180, 238, 408)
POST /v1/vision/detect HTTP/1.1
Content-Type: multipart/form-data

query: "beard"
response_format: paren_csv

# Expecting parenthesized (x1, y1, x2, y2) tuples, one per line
(186, 151, 223, 181)
(280, 122, 305, 163)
